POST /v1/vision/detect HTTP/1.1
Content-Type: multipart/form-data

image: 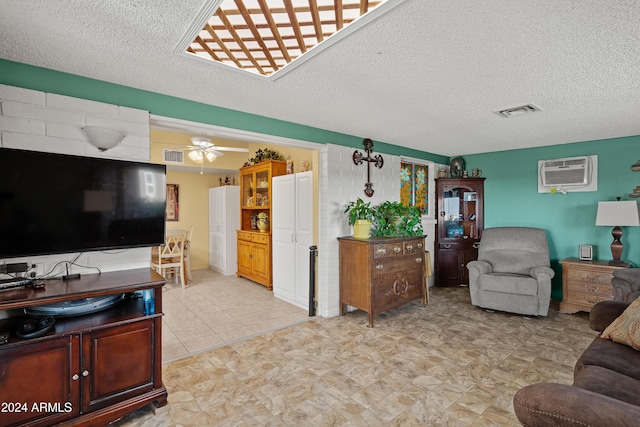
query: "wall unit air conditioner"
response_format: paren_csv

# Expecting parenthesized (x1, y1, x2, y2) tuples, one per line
(538, 155, 598, 193)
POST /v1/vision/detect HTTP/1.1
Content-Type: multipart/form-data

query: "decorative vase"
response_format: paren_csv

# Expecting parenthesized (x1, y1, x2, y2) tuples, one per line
(257, 214, 269, 232)
(353, 219, 371, 239)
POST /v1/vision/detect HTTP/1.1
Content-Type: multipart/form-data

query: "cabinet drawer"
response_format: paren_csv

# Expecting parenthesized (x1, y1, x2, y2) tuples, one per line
(566, 281, 612, 298)
(373, 256, 424, 276)
(404, 240, 423, 254)
(372, 270, 423, 309)
(566, 268, 614, 285)
(373, 243, 404, 258)
(252, 233, 269, 244)
(237, 231, 253, 241)
(564, 289, 613, 307)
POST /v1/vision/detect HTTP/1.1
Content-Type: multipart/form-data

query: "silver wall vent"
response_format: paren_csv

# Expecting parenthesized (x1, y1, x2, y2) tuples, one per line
(495, 104, 541, 118)
(163, 149, 184, 164)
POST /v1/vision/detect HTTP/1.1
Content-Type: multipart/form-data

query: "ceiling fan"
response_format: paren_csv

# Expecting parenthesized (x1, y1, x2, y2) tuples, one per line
(184, 137, 248, 164)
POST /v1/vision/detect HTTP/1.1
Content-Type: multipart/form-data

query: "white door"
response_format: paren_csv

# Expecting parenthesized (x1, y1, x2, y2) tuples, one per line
(272, 172, 313, 310)
(294, 172, 313, 307)
(272, 174, 296, 303)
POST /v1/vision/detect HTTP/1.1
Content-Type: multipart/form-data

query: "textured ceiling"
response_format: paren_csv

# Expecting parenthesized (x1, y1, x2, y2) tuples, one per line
(2, 0, 640, 156)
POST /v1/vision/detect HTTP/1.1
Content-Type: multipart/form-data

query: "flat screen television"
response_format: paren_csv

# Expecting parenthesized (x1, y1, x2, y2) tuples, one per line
(0, 148, 166, 259)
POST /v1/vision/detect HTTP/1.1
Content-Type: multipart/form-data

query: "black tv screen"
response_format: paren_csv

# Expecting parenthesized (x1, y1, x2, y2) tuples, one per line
(0, 148, 166, 259)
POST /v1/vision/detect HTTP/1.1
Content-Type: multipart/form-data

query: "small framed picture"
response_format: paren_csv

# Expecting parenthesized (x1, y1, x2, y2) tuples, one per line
(166, 184, 179, 221)
(579, 244, 593, 261)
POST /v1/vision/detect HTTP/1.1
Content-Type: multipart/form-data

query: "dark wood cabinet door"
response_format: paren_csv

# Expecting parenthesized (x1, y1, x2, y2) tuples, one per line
(0, 336, 80, 427)
(460, 247, 479, 284)
(82, 319, 154, 413)
(436, 247, 463, 285)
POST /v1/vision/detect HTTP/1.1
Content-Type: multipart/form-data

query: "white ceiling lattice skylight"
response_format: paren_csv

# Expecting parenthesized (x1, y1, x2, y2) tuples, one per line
(185, 0, 390, 77)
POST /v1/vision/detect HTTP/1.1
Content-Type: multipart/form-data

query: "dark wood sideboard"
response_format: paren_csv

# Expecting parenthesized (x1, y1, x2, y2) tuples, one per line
(338, 236, 426, 327)
(0, 268, 167, 427)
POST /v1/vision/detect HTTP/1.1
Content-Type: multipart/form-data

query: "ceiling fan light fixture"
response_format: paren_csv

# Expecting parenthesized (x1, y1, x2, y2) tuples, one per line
(205, 152, 217, 162)
(188, 150, 204, 163)
(190, 136, 212, 147)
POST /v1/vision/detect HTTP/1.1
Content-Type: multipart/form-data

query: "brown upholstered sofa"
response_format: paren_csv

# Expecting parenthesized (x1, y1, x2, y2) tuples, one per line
(513, 299, 640, 426)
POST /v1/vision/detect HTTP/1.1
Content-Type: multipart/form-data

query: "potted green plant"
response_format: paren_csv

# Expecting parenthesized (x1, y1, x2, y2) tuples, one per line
(372, 201, 423, 237)
(344, 198, 375, 239)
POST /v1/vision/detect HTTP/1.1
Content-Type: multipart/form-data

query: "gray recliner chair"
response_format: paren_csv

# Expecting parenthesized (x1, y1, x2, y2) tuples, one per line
(611, 269, 640, 302)
(467, 227, 554, 316)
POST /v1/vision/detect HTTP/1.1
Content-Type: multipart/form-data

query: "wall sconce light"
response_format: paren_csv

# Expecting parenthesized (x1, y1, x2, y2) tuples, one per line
(595, 198, 640, 265)
(82, 126, 126, 151)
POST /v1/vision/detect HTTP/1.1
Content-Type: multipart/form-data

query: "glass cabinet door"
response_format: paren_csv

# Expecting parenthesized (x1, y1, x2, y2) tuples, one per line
(255, 169, 269, 207)
(442, 186, 479, 240)
(242, 173, 254, 207)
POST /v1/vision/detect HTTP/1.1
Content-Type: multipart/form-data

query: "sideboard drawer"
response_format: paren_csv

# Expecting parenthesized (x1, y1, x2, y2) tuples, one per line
(372, 256, 424, 276)
(372, 269, 423, 310)
(252, 234, 269, 244)
(237, 231, 253, 241)
(373, 243, 404, 258)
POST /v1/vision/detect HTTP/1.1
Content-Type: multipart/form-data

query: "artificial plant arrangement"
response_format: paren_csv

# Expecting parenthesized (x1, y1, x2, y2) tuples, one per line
(344, 199, 423, 239)
(372, 201, 423, 237)
(243, 148, 284, 167)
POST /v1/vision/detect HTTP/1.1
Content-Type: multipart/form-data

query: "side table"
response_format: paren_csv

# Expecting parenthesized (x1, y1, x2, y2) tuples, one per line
(559, 258, 631, 313)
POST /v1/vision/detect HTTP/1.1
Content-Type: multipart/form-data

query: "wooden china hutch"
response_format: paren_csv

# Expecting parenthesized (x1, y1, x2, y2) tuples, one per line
(236, 160, 286, 289)
(435, 178, 485, 286)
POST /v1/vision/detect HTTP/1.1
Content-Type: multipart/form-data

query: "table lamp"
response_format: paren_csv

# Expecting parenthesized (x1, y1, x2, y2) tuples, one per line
(595, 199, 640, 265)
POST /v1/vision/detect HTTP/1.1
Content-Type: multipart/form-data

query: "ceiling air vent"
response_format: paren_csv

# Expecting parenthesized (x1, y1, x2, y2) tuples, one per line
(495, 104, 541, 118)
(163, 149, 184, 164)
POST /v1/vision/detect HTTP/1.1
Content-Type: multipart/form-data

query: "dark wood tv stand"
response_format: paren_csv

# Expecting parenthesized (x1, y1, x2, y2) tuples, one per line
(0, 268, 167, 427)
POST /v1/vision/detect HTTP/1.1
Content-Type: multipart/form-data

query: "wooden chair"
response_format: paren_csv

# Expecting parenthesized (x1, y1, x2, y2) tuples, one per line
(151, 229, 187, 288)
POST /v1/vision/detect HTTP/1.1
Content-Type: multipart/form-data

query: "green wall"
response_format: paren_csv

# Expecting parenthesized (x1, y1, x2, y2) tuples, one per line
(0, 59, 448, 164)
(463, 136, 640, 299)
(4, 59, 639, 300)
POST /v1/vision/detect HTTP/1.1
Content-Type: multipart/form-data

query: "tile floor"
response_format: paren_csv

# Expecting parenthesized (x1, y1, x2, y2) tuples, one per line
(114, 283, 598, 426)
(162, 269, 311, 363)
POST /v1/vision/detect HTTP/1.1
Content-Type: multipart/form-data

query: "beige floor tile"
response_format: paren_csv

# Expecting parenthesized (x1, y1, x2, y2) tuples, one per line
(114, 279, 599, 427)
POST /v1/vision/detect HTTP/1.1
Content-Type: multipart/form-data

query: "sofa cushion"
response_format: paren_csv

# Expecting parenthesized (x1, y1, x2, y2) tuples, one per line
(573, 365, 640, 407)
(575, 334, 640, 382)
(601, 295, 640, 350)
(477, 272, 537, 296)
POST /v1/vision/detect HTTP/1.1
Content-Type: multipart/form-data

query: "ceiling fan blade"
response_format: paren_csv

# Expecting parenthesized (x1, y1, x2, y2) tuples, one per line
(213, 146, 249, 152)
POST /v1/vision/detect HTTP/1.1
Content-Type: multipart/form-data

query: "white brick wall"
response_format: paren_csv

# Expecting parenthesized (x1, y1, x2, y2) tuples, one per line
(0, 84, 152, 278)
(317, 144, 402, 317)
(316, 144, 443, 318)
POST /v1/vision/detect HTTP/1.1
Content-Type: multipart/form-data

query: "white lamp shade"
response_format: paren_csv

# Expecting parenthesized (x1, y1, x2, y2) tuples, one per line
(188, 150, 204, 164)
(82, 126, 125, 151)
(205, 152, 217, 162)
(595, 200, 640, 226)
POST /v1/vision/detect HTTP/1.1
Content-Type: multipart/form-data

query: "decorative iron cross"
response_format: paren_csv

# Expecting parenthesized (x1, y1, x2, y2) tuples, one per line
(353, 138, 384, 197)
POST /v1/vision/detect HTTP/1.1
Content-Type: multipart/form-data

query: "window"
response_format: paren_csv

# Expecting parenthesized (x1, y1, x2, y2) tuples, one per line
(400, 160, 429, 215)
